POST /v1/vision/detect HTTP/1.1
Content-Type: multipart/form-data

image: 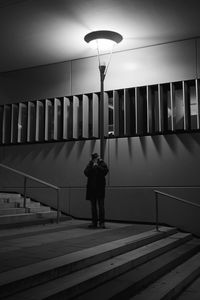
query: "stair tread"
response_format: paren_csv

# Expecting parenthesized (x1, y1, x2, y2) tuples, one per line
(131, 251, 200, 300)
(0, 192, 61, 229)
(74, 239, 200, 300)
(3, 198, 31, 203)
(0, 211, 55, 218)
(0, 207, 23, 211)
(0, 208, 26, 215)
(0, 226, 175, 287)
(4, 232, 192, 300)
(0, 208, 25, 211)
(29, 207, 51, 212)
(0, 213, 37, 218)
(0, 211, 57, 225)
(0, 193, 21, 198)
(176, 274, 200, 300)
(0, 203, 18, 207)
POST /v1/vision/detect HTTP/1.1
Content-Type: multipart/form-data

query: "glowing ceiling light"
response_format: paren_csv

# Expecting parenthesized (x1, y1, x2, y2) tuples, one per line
(84, 30, 123, 53)
(89, 39, 116, 52)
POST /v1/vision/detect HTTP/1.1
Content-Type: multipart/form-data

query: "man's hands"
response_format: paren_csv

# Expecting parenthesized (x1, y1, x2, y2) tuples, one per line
(93, 158, 99, 167)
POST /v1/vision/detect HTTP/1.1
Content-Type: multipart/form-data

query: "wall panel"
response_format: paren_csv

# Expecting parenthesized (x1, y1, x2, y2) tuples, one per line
(63, 97, 72, 139)
(18, 103, 28, 143)
(72, 96, 80, 139)
(105, 39, 196, 91)
(71, 56, 100, 95)
(92, 93, 99, 138)
(45, 99, 54, 141)
(82, 95, 89, 138)
(71, 40, 197, 95)
(197, 38, 200, 78)
(27, 102, 36, 143)
(0, 62, 71, 104)
(109, 134, 200, 187)
(35, 100, 45, 142)
(0, 106, 3, 143)
(1, 134, 200, 235)
(11, 103, 19, 143)
(0, 39, 197, 105)
(0, 140, 100, 187)
(54, 98, 62, 140)
(2, 105, 11, 144)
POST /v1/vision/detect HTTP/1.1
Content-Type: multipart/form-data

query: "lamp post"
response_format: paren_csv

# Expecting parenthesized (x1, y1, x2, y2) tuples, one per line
(84, 30, 123, 160)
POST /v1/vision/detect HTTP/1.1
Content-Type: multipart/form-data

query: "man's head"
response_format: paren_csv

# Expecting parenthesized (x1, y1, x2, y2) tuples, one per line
(91, 153, 99, 161)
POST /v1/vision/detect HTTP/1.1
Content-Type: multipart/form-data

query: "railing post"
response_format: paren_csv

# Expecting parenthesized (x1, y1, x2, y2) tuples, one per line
(155, 191, 159, 231)
(57, 189, 60, 223)
(23, 177, 27, 209)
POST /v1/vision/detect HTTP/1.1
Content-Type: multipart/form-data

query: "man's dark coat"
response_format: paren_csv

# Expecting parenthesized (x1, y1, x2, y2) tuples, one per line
(84, 159, 109, 200)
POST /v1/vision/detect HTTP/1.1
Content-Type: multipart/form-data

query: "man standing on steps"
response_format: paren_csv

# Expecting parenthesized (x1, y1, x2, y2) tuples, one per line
(84, 153, 109, 229)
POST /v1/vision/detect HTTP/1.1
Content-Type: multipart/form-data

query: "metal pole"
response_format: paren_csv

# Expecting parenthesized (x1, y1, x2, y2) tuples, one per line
(99, 65, 106, 160)
(155, 191, 159, 231)
(23, 177, 27, 209)
(57, 189, 60, 223)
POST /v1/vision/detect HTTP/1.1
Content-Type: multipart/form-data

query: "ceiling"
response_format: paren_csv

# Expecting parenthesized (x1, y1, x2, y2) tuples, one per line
(0, 0, 200, 72)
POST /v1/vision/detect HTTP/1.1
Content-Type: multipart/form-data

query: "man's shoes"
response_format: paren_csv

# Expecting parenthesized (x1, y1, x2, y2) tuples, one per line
(88, 223, 98, 229)
(99, 223, 106, 229)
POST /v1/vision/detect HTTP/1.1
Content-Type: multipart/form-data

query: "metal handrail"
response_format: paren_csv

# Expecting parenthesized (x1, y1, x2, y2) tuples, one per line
(154, 189, 200, 231)
(0, 163, 60, 223)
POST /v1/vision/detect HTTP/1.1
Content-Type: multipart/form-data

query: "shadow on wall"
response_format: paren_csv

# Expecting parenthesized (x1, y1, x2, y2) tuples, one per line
(163, 134, 178, 153)
(89, 140, 96, 156)
(2, 139, 92, 164)
(128, 137, 133, 158)
(155, 132, 200, 154)
(151, 135, 162, 154)
(77, 140, 86, 157)
(191, 132, 200, 146)
(139, 136, 148, 156)
(176, 134, 195, 153)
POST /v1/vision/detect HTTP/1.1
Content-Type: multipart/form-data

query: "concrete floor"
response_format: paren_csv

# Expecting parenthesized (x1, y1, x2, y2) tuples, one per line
(0, 220, 154, 273)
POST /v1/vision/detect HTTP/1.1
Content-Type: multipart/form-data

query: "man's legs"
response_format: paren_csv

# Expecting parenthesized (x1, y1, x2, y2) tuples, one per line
(97, 198, 105, 227)
(90, 198, 98, 227)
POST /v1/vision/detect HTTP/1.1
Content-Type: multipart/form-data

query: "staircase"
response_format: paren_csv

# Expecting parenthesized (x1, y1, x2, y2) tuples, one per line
(0, 222, 200, 299)
(0, 192, 70, 228)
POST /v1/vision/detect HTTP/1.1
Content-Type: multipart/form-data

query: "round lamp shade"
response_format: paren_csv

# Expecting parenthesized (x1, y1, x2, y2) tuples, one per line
(84, 30, 123, 52)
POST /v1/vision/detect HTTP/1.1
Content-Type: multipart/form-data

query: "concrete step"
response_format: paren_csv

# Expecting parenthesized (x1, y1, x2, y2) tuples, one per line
(0, 197, 46, 209)
(6, 197, 31, 204)
(75, 239, 200, 300)
(0, 213, 43, 224)
(19, 201, 40, 208)
(0, 192, 65, 229)
(28, 206, 51, 213)
(0, 206, 50, 215)
(0, 214, 69, 229)
(130, 251, 200, 300)
(0, 202, 19, 208)
(0, 193, 21, 199)
(2, 231, 192, 300)
(0, 211, 58, 225)
(176, 274, 200, 300)
(0, 208, 26, 215)
(27, 201, 41, 208)
(4, 197, 50, 211)
(0, 227, 176, 298)
(0, 197, 32, 206)
(36, 211, 57, 218)
(0, 198, 15, 204)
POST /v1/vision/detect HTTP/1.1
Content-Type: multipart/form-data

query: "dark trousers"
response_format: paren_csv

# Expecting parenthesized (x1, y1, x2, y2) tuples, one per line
(90, 197, 105, 225)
